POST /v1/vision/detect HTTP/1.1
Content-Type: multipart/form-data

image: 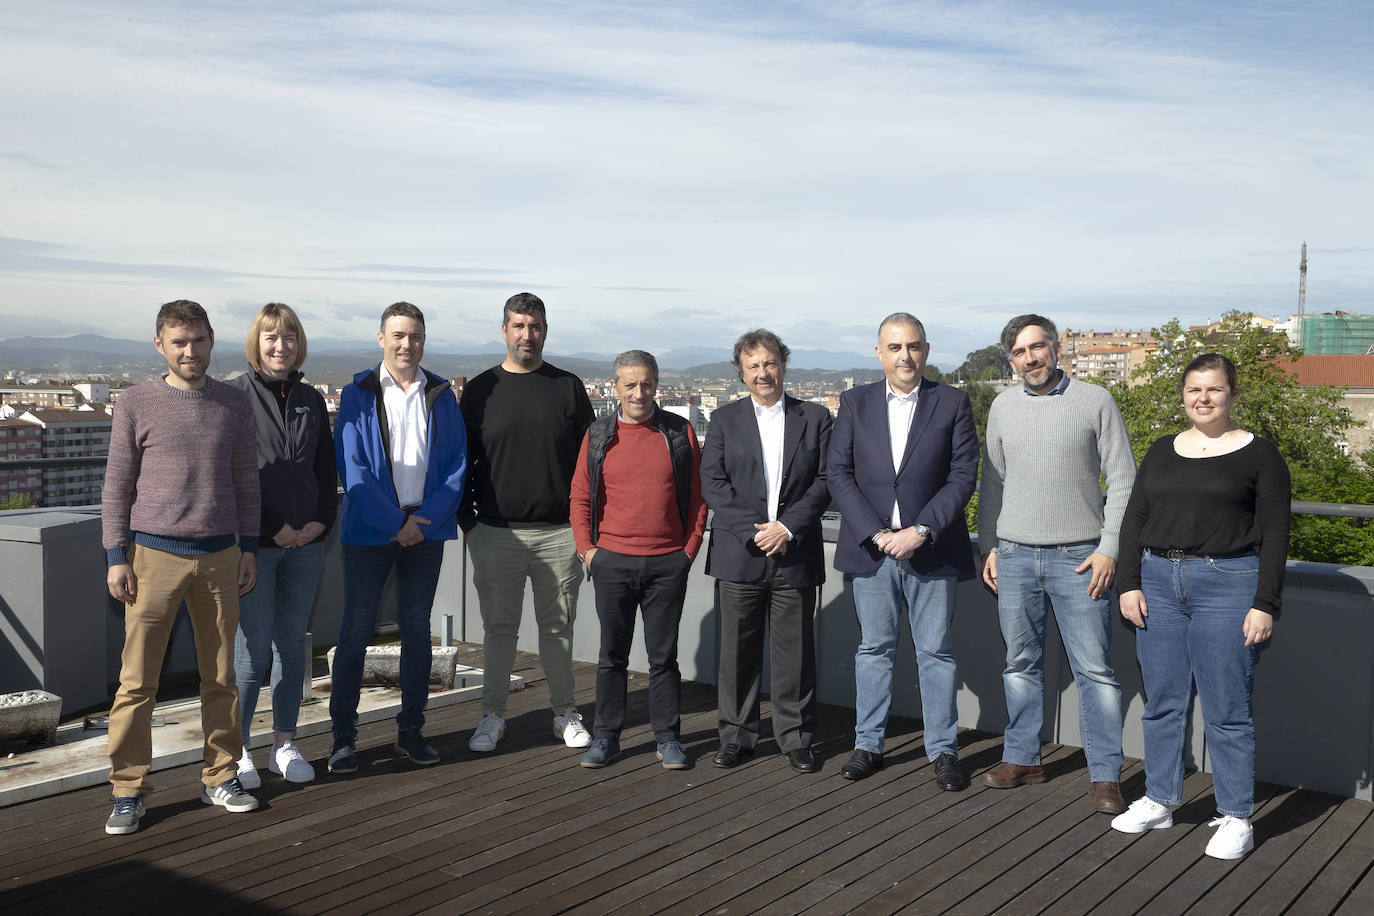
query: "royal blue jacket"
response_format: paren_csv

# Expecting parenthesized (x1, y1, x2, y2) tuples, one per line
(334, 365, 468, 546)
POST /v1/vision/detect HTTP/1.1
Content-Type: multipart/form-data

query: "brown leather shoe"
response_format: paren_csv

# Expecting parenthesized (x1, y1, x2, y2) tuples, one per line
(1090, 781, 1127, 814)
(981, 761, 1047, 789)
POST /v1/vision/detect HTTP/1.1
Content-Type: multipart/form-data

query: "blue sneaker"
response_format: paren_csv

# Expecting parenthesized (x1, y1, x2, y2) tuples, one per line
(327, 738, 358, 774)
(395, 729, 439, 766)
(580, 737, 620, 768)
(657, 739, 689, 770)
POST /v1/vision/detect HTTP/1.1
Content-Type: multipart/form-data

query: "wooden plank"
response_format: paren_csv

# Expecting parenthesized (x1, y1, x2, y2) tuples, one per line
(1185, 789, 1346, 915)
(1038, 771, 1260, 915)
(3, 642, 1374, 916)
(1268, 798, 1374, 915)
(837, 749, 1110, 914)
(935, 762, 1147, 915)
(1147, 783, 1309, 913)
(721, 734, 1013, 916)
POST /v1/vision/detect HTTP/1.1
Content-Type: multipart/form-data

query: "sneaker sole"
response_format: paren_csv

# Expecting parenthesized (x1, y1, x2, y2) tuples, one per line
(394, 744, 440, 766)
(580, 755, 617, 768)
(1205, 842, 1253, 860)
(269, 764, 317, 783)
(657, 753, 689, 770)
(105, 822, 139, 835)
(327, 760, 357, 774)
(1111, 816, 1173, 834)
(201, 794, 259, 813)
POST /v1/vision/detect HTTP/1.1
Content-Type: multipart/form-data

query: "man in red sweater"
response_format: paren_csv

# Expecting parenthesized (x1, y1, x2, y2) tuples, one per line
(570, 349, 707, 770)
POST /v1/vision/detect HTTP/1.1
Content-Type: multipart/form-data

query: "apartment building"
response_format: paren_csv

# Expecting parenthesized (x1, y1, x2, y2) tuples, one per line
(0, 382, 79, 409)
(0, 418, 43, 504)
(18, 408, 113, 507)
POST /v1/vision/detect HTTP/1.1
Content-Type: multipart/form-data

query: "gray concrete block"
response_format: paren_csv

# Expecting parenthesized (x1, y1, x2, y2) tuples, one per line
(326, 645, 461, 689)
(0, 689, 61, 744)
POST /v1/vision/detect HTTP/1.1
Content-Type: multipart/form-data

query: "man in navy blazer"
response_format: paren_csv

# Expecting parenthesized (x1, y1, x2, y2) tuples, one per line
(828, 313, 978, 788)
(702, 329, 833, 774)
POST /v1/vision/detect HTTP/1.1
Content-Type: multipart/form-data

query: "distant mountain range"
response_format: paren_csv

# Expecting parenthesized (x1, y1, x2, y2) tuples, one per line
(0, 334, 889, 386)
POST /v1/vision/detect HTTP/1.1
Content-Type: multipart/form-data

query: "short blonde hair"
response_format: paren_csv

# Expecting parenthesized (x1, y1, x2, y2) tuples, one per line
(245, 302, 308, 373)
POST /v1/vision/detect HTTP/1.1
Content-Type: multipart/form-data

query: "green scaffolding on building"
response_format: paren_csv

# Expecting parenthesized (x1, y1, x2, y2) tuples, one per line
(1302, 313, 1374, 355)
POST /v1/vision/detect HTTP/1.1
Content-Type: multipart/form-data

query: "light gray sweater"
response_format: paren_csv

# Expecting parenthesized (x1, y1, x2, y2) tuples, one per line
(976, 378, 1136, 557)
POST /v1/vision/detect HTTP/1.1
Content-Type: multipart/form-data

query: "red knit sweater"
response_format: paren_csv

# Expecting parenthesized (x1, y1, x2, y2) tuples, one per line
(570, 417, 707, 558)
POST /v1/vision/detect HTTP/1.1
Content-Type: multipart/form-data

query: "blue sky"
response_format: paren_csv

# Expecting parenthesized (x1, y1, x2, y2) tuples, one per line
(0, 0, 1369, 367)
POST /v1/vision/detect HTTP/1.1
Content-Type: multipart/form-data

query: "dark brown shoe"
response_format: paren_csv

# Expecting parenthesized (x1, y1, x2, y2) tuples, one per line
(1090, 781, 1127, 814)
(981, 761, 1047, 789)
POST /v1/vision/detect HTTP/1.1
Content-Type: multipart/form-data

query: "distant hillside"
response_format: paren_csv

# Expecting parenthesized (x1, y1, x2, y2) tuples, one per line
(0, 334, 885, 385)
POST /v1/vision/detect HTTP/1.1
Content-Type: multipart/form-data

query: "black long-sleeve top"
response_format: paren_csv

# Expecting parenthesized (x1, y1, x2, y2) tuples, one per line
(1117, 434, 1291, 615)
(458, 363, 594, 529)
(231, 370, 338, 547)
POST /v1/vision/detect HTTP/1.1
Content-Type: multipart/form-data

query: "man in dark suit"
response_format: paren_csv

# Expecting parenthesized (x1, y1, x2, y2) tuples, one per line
(701, 329, 834, 774)
(828, 313, 978, 789)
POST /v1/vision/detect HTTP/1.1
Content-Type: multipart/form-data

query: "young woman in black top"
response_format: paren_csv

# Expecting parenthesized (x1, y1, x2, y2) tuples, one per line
(1110, 353, 1290, 860)
(229, 303, 337, 789)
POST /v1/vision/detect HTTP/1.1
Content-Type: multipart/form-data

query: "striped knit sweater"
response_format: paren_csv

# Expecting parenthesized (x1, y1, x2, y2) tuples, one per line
(102, 375, 260, 564)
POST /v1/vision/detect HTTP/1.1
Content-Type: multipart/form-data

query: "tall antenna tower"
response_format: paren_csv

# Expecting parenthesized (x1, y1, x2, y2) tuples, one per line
(1296, 241, 1307, 348)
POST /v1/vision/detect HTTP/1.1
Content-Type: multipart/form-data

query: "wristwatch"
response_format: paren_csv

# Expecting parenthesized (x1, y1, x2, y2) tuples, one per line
(914, 524, 933, 540)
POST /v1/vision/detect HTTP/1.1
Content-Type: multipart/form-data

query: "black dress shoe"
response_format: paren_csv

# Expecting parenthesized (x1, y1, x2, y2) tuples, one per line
(840, 749, 884, 780)
(933, 752, 969, 791)
(713, 743, 754, 768)
(787, 748, 818, 773)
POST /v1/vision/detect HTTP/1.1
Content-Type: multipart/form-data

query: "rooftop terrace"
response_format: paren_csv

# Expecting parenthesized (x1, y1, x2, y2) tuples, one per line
(3, 647, 1373, 913)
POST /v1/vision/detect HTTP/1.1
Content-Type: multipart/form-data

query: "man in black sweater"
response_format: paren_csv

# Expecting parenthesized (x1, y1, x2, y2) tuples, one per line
(459, 293, 595, 753)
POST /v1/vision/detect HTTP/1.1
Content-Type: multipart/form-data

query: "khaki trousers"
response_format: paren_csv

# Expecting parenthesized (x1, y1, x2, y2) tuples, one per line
(468, 522, 581, 717)
(108, 544, 243, 796)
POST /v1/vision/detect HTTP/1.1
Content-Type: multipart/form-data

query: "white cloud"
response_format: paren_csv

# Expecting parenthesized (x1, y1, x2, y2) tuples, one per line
(0, 0, 1369, 364)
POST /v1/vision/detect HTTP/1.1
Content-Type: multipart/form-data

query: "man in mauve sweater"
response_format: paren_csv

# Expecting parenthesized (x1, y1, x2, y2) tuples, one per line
(977, 313, 1137, 815)
(102, 300, 261, 836)
(570, 349, 708, 771)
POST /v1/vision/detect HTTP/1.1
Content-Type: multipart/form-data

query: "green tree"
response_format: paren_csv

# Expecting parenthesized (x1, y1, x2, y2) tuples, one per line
(0, 494, 37, 510)
(1108, 310, 1373, 565)
(962, 381, 999, 533)
(955, 344, 1007, 382)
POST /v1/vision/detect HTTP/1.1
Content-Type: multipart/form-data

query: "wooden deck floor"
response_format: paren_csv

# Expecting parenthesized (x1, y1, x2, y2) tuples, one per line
(2, 646, 1372, 914)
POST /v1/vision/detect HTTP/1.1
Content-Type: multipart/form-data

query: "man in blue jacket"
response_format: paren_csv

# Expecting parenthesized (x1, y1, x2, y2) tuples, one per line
(327, 302, 467, 773)
(828, 313, 978, 788)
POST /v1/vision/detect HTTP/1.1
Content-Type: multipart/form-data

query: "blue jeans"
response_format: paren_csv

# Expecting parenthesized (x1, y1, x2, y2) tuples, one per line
(234, 541, 325, 741)
(330, 540, 445, 739)
(1136, 549, 1260, 817)
(996, 539, 1123, 781)
(851, 558, 957, 758)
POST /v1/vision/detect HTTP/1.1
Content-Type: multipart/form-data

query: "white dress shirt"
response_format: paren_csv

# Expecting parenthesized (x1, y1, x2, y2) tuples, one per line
(754, 397, 786, 520)
(886, 382, 919, 528)
(752, 396, 793, 542)
(379, 363, 429, 507)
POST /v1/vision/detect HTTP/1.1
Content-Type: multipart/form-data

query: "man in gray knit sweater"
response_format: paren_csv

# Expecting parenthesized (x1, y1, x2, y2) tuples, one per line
(977, 314, 1136, 815)
(101, 300, 261, 835)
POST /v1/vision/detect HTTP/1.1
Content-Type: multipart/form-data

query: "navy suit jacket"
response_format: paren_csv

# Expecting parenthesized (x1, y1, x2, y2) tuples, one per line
(700, 394, 833, 588)
(828, 377, 978, 579)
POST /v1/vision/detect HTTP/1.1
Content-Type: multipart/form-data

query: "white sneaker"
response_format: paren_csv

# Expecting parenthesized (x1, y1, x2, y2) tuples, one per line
(468, 712, 505, 752)
(554, 710, 592, 748)
(1205, 815, 1254, 859)
(1111, 797, 1172, 833)
(268, 740, 316, 784)
(236, 745, 261, 790)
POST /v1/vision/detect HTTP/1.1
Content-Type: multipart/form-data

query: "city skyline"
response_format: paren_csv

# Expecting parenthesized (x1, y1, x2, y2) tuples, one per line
(1, 1, 1370, 363)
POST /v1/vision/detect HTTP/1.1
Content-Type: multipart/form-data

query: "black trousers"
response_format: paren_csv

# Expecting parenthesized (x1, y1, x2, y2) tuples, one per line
(590, 548, 692, 743)
(716, 558, 818, 752)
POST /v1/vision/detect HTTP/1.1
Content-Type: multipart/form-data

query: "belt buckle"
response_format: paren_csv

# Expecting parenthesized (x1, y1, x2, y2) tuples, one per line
(1163, 549, 1186, 561)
